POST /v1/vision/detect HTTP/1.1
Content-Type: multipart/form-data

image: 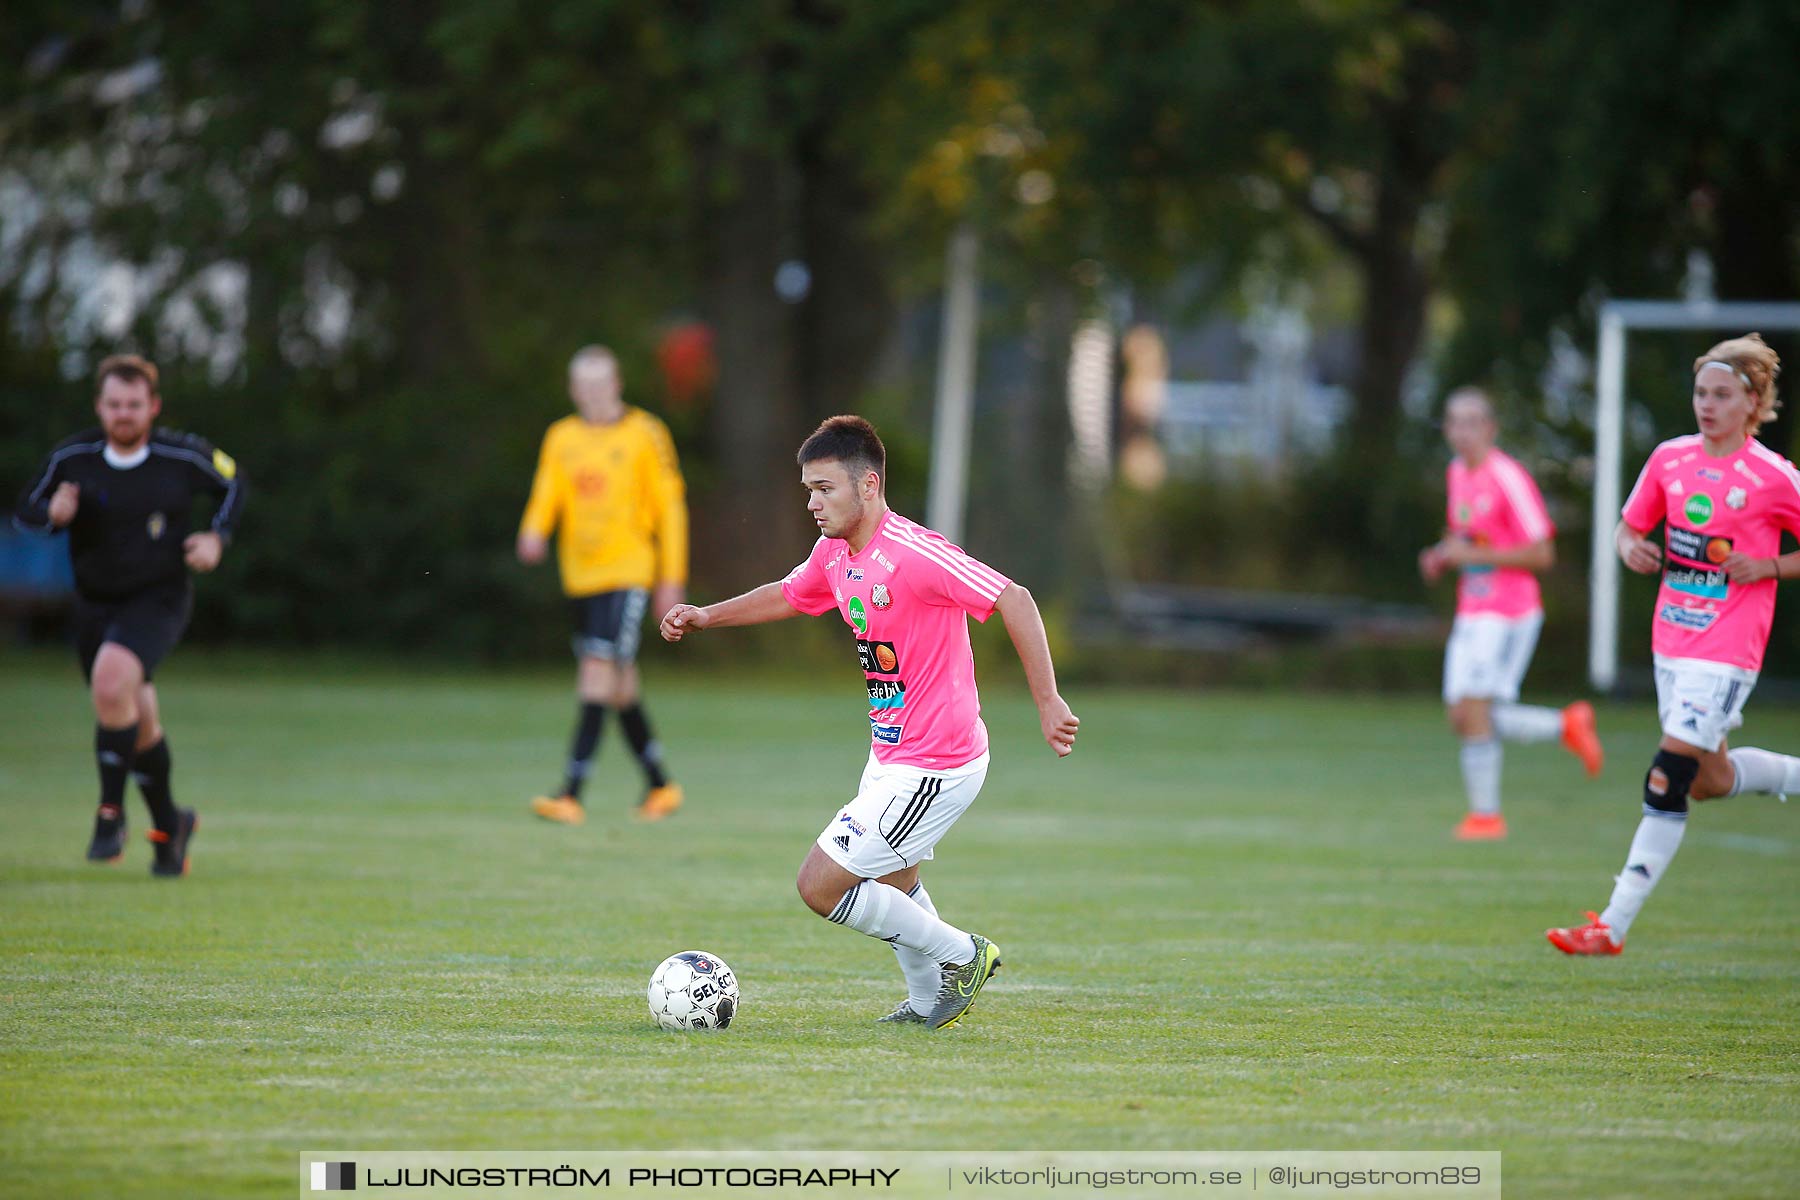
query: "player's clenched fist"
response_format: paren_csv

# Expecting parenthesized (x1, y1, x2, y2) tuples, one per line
(48, 482, 80, 527)
(660, 603, 709, 642)
(183, 531, 223, 573)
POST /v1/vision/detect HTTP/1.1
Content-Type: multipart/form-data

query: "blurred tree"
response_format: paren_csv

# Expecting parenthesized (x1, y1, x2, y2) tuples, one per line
(983, 0, 1483, 468)
(1442, 0, 1800, 439)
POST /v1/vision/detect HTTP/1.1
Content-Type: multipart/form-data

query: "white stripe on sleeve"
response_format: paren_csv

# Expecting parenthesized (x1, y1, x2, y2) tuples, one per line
(1491, 456, 1552, 542)
(886, 521, 1007, 600)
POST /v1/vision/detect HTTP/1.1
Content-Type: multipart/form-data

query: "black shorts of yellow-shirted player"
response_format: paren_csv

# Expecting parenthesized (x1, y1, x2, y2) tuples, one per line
(517, 345, 688, 825)
(12, 353, 246, 877)
(660, 415, 1080, 1029)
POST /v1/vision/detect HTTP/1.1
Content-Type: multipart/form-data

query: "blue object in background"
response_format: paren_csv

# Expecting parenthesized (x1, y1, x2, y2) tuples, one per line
(0, 526, 75, 599)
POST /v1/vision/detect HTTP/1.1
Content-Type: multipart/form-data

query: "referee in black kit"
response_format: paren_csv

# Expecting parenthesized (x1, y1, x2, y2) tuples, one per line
(13, 354, 245, 876)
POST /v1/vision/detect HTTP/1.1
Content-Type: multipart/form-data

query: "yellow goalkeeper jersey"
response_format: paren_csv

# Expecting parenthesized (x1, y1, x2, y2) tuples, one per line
(519, 409, 688, 596)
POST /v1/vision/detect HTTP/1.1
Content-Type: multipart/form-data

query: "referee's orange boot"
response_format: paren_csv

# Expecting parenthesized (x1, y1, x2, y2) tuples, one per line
(635, 783, 683, 822)
(1561, 701, 1604, 777)
(531, 794, 586, 825)
(1453, 812, 1507, 841)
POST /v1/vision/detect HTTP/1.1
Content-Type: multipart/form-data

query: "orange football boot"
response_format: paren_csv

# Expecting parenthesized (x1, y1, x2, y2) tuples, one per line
(1547, 911, 1622, 955)
(1561, 701, 1604, 778)
(1454, 812, 1508, 841)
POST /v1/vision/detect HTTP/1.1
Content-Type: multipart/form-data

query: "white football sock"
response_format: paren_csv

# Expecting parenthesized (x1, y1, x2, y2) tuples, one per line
(1598, 810, 1687, 943)
(1460, 738, 1502, 815)
(893, 882, 943, 1015)
(1492, 703, 1564, 744)
(828, 880, 976, 966)
(1725, 747, 1800, 799)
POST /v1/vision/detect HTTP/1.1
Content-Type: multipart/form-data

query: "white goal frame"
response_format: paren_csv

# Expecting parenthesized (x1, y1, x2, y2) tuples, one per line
(1589, 299, 1800, 690)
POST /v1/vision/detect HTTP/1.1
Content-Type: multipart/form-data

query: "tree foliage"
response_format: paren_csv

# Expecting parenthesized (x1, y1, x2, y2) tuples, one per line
(4, 1, 1798, 660)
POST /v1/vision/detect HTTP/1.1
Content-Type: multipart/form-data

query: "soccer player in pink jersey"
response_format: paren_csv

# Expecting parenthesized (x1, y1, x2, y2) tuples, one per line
(1419, 388, 1604, 841)
(659, 415, 1080, 1028)
(1550, 334, 1800, 955)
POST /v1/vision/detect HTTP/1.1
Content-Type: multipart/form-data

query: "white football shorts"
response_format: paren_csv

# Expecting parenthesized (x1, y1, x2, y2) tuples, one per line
(1653, 654, 1756, 753)
(1442, 611, 1544, 704)
(815, 750, 990, 879)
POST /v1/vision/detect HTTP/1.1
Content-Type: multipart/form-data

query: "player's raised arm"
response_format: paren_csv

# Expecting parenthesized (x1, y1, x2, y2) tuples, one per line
(660, 581, 800, 642)
(993, 582, 1079, 757)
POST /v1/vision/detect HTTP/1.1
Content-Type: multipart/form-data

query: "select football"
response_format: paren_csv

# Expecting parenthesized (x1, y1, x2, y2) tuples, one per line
(647, 950, 740, 1030)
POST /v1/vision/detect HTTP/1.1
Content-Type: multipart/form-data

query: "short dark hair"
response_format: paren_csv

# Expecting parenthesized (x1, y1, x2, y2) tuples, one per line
(797, 414, 885, 485)
(96, 353, 159, 396)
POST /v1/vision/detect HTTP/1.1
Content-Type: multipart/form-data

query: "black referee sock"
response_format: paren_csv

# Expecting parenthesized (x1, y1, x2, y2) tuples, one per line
(620, 704, 669, 789)
(132, 738, 180, 834)
(95, 723, 139, 816)
(561, 703, 606, 800)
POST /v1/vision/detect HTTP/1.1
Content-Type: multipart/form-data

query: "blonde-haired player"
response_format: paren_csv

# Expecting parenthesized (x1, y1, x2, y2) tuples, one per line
(518, 346, 688, 823)
(1419, 387, 1603, 841)
(1551, 334, 1800, 953)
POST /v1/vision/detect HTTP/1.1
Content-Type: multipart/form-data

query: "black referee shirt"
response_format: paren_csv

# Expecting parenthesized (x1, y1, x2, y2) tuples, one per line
(13, 427, 246, 602)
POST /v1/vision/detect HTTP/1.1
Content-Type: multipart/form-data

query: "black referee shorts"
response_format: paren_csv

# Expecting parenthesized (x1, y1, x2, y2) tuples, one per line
(569, 587, 649, 664)
(75, 585, 193, 682)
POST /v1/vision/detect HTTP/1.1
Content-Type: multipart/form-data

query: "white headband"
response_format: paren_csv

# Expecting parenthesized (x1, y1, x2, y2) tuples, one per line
(1697, 359, 1753, 387)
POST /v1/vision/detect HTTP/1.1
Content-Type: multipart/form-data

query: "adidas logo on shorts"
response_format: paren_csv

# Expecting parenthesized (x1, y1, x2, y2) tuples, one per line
(833, 835, 851, 850)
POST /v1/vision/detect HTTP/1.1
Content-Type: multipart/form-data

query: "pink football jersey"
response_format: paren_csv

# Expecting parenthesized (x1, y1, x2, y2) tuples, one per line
(1622, 435, 1800, 671)
(781, 512, 1010, 770)
(1446, 448, 1555, 617)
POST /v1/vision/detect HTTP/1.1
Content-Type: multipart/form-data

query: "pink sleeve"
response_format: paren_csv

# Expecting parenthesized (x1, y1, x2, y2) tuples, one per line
(1493, 458, 1554, 542)
(1777, 461, 1800, 539)
(905, 539, 1011, 620)
(1620, 457, 1665, 533)
(779, 539, 838, 616)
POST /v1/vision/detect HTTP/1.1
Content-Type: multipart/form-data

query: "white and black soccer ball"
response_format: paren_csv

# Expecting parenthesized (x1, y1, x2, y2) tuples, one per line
(647, 950, 740, 1030)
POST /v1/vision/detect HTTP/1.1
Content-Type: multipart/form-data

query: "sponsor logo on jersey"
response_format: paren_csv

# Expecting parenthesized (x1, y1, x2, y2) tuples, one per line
(870, 720, 903, 744)
(1657, 603, 1718, 631)
(845, 566, 864, 581)
(1697, 467, 1724, 482)
(847, 595, 868, 634)
(871, 583, 891, 609)
(1684, 494, 1714, 525)
(872, 547, 896, 572)
(1665, 527, 1731, 599)
(1667, 526, 1731, 563)
(1733, 459, 1765, 487)
(856, 639, 900, 674)
(867, 679, 906, 711)
(146, 512, 166, 540)
(837, 813, 867, 837)
(1668, 480, 1685, 496)
(1664, 564, 1727, 600)
(1726, 486, 1748, 510)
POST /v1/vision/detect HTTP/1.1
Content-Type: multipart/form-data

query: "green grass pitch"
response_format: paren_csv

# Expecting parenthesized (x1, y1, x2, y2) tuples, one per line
(2, 652, 1797, 1197)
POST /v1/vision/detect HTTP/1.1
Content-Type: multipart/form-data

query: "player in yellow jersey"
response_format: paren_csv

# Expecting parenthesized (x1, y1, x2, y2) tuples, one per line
(517, 345, 689, 823)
